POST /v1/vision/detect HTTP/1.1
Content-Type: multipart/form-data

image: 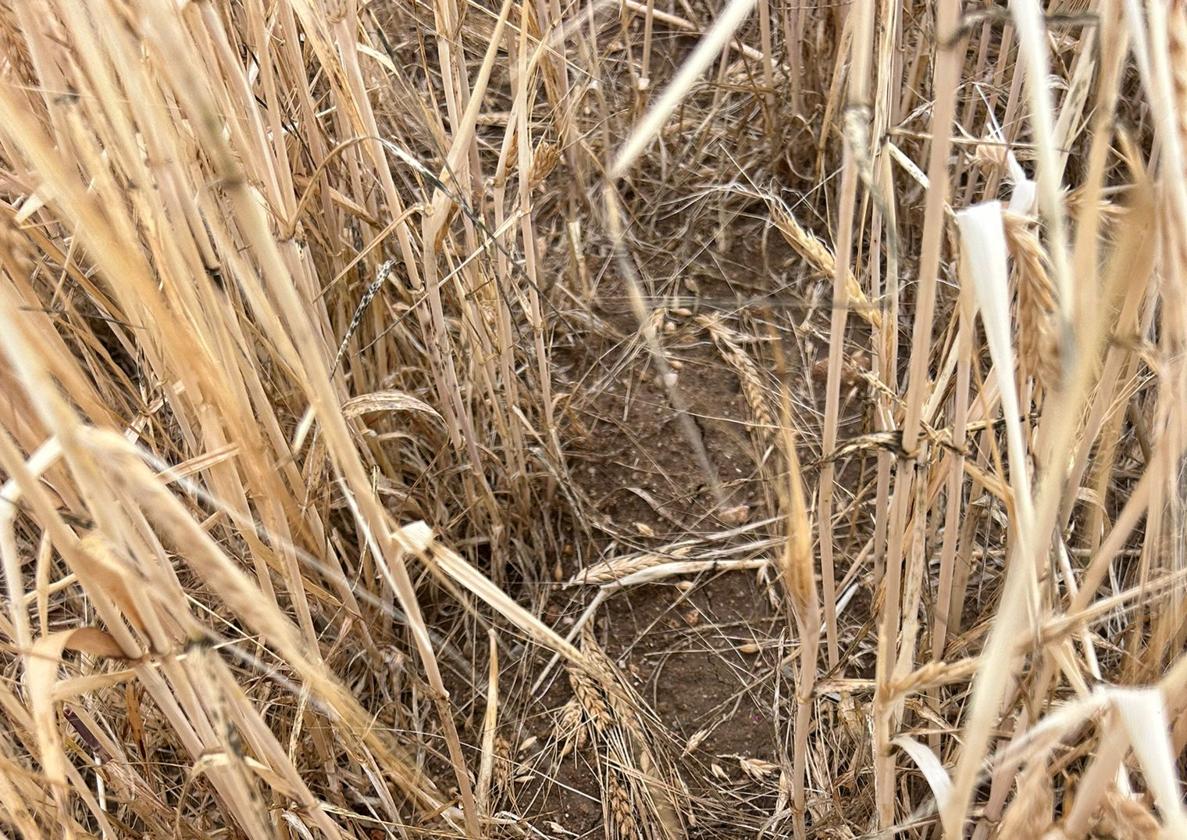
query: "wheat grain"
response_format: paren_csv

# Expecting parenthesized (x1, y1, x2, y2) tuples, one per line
(528, 140, 561, 189)
(996, 760, 1055, 839)
(567, 545, 692, 586)
(768, 199, 882, 329)
(1004, 210, 1058, 388)
(607, 771, 638, 839)
(700, 314, 774, 438)
(1091, 790, 1163, 840)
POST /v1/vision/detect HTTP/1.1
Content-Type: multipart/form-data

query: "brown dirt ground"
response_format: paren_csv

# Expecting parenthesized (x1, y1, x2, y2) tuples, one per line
(525, 237, 813, 838)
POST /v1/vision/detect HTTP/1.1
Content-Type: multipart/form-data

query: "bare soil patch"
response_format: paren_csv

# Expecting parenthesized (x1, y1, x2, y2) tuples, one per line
(524, 239, 815, 837)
